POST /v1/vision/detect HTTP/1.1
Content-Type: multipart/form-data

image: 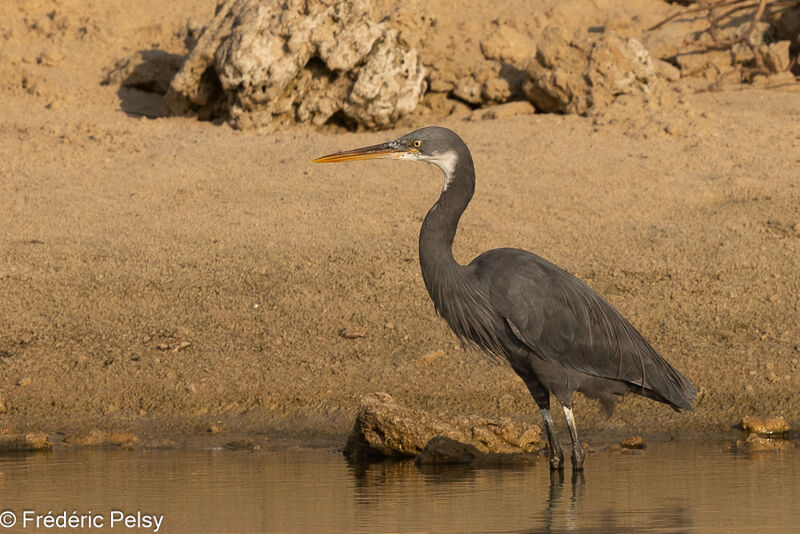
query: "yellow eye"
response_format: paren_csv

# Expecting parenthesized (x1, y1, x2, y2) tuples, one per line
(413, 140, 422, 148)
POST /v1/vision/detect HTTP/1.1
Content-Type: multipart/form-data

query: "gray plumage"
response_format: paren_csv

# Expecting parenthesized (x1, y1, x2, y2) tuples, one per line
(314, 126, 696, 471)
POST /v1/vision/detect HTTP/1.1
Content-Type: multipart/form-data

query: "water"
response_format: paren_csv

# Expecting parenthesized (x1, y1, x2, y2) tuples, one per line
(0, 442, 797, 533)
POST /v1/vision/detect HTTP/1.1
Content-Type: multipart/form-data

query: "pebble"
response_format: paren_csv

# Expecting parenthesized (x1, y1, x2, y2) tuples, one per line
(339, 326, 367, 339)
(416, 349, 446, 365)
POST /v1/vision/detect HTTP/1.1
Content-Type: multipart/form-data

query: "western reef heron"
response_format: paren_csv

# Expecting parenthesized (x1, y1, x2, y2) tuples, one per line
(314, 126, 696, 471)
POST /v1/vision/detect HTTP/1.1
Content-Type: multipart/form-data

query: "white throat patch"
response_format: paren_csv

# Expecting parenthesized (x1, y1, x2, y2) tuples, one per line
(424, 150, 458, 190)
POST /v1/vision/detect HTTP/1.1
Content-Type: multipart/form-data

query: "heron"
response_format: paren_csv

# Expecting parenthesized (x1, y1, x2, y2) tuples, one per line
(314, 126, 696, 471)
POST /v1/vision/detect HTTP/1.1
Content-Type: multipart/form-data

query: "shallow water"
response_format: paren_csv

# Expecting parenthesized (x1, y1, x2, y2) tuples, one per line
(0, 442, 797, 533)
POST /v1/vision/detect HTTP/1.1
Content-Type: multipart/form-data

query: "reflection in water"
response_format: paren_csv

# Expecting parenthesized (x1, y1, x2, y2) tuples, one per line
(529, 469, 692, 534)
(539, 469, 585, 533)
(0, 442, 796, 533)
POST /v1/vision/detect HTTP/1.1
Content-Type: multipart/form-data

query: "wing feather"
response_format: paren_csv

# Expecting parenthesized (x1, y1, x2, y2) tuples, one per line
(473, 248, 696, 410)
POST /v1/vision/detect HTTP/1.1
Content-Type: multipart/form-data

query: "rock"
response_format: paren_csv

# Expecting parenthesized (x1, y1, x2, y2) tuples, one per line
(415, 92, 472, 120)
(68, 430, 140, 448)
(341, 30, 427, 129)
(344, 392, 542, 459)
(481, 76, 514, 103)
(452, 75, 482, 105)
(102, 50, 185, 94)
(741, 415, 790, 437)
(674, 49, 732, 78)
(224, 438, 260, 450)
(0, 433, 52, 452)
(760, 71, 798, 87)
(16, 376, 32, 387)
(163, 0, 426, 130)
(339, 325, 367, 339)
(523, 26, 658, 115)
(480, 26, 536, 67)
(428, 77, 454, 93)
(157, 340, 191, 352)
(415, 436, 484, 464)
(468, 100, 535, 121)
(654, 59, 681, 82)
(620, 436, 645, 449)
(736, 433, 792, 453)
(764, 41, 792, 73)
(415, 349, 446, 365)
(381, 3, 435, 52)
(415, 436, 537, 466)
(644, 18, 709, 60)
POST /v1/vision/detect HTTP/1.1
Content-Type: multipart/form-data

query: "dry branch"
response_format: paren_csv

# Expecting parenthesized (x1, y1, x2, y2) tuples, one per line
(650, 0, 800, 83)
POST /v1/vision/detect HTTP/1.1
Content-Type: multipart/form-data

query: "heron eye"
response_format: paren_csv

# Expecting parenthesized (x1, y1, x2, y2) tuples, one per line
(413, 140, 422, 148)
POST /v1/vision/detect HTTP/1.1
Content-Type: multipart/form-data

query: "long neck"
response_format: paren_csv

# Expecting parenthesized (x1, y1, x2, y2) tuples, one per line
(418, 148, 475, 300)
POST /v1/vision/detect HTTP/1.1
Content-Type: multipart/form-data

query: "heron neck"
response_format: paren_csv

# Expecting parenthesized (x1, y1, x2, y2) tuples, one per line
(419, 153, 475, 294)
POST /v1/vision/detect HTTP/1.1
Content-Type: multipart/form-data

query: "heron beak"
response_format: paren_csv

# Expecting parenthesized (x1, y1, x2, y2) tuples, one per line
(313, 141, 411, 163)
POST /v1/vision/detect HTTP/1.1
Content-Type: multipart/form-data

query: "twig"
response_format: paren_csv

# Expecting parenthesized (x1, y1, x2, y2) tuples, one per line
(649, 0, 800, 84)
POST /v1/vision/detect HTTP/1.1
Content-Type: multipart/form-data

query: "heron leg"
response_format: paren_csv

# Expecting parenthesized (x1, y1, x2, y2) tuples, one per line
(562, 406, 585, 471)
(520, 374, 564, 470)
(541, 408, 564, 470)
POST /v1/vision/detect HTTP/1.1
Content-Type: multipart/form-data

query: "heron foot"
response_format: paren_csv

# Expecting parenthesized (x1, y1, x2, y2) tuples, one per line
(562, 406, 585, 471)
(549, 450, 565, 471)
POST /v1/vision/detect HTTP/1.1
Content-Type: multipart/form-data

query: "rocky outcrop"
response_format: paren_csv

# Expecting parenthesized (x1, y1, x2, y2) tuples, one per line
(523, 26, 658, 115)
(343, 392, 542, 460)
(162, 0, 426, 130)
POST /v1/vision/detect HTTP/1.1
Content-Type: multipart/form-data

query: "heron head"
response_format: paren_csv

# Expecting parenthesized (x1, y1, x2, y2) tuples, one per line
(313, 126, 465, 180)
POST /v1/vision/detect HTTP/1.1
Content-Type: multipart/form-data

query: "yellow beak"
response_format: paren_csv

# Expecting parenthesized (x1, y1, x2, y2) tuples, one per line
(313, 141, 409, 163)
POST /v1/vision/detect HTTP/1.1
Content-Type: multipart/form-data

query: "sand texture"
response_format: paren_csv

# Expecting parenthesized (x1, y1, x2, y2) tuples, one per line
(1, 0, 799, 446)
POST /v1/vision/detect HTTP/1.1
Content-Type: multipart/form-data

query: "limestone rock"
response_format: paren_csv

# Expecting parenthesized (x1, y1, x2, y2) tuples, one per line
(344, 392, 542, 459)
(342, 30, 427, 130)
(480, 26, 537, 67)
(468, 100, 535, 121)
(653, 59, 681, 82)
(415, 436, 485, 464)
(620, 436, 645, 449)
(674, 49, 732, 79)
(163, 0, 426, 130)
(452, 75, 483, 105)
(764, 41, 792, 73)
(523, 26, 658, 115)
(415, 436, 537, 466)
(741, 415, 790, 437)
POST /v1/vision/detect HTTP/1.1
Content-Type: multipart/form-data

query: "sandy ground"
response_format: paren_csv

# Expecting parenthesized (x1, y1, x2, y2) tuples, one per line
(1, 0, 799, 448)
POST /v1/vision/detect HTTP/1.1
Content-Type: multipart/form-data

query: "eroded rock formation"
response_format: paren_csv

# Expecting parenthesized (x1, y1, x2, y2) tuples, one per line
(344, 392, 542, 459)
(162, 0, 426, 130)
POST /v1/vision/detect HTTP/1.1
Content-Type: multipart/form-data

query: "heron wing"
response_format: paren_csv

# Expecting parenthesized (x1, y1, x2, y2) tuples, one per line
(473, 248, 696, 410)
